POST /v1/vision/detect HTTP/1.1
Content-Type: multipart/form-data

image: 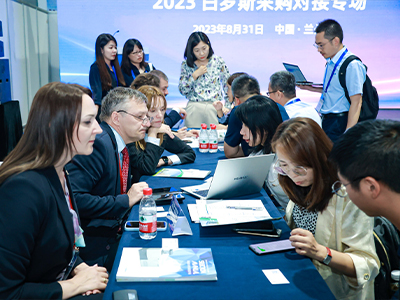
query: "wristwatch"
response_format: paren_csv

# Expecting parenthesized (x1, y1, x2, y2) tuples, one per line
(161, 156, 169, 166)
(322, 247, 332, 265)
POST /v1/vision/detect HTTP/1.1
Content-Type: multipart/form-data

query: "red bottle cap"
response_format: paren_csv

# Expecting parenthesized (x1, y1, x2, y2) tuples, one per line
(201, 123, 207, 129)
(143, 188, 153, 195)
(210, 124, 216, 129)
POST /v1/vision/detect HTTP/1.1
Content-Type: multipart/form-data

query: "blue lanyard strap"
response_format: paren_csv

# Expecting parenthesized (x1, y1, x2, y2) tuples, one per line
(112, 65, 118, 86)
(323, 48, 348, 93)
(131, 69, 136, 80)
(285, 98, 300, 106)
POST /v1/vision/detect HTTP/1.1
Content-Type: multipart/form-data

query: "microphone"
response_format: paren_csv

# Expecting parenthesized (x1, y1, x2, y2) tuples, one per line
(113, 30, 120, 36)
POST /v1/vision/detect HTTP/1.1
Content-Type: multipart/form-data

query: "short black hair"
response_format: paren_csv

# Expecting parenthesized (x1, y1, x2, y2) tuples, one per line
(184, 32, 214, 68)
(235, 95, 283, 154)
(315, 19, 343, 43)
(231, 74, 260, 99)
(269, 71, 296, 99)
(329, 119, 400, 193)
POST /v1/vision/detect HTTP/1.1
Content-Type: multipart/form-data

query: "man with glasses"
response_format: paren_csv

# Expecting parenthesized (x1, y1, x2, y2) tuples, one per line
(67, 87, 149, 270)
(224, 74, 289, 158)
(329, 119, 400, 230)
(268, 71, 321, 126)
(299, 19, 366, 142)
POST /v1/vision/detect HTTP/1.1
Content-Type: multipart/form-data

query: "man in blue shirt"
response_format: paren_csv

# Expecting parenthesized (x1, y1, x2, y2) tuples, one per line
(224, 74, 289, 158)
(299, 19, 366, 142)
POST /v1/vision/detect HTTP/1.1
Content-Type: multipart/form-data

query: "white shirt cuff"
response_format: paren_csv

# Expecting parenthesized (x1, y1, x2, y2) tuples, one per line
(145, 135, 161, 146)
(172, 107, 180, 114)
(168, 155, 181, 165)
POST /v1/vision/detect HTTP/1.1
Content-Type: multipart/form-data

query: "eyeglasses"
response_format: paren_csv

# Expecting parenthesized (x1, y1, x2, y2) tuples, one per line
(266, 90, 282, 97)
(331, 176, 371, 198)
(131, 50, 143, 55)
(274, 160, 308, 177)
(313, 37, 334, 49)
(331, 180, 350, 198)
(117, 110, 153, 125)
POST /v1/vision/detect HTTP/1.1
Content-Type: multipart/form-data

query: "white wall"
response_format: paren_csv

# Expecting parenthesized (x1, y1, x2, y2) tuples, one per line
(3, 0, 59, 125)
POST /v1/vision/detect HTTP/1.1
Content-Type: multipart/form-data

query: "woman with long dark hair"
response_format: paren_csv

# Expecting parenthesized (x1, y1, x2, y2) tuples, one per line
(179, 32, 230, 127)
(0, 82, 106, 299)
(121, 38, 156, 87)
(89, 34, 125, 116)
(271, 117, 379, 300)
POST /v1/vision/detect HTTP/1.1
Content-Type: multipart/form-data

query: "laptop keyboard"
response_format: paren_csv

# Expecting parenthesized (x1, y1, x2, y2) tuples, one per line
(195, 189, 209, 197)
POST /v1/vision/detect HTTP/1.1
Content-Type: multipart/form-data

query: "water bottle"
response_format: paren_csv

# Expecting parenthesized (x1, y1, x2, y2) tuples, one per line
(139, 188, 157, 240)
(209, 124, 218, 153)
(199, 123, 209, 153)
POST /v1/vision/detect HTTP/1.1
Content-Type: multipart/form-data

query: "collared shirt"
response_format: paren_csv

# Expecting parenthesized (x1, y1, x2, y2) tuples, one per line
(320, 46, 366, 114)
(110, 126, 127, 166)
(284, 97, 322, 127)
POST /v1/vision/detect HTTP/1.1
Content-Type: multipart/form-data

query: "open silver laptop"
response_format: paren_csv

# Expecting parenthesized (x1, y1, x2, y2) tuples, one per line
(181, 154, 275, 199)
(283, 62, 323, 86)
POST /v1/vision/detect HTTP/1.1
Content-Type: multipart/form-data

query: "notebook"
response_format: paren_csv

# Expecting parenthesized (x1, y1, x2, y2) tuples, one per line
(181, 154, 275, 199)
(283, 62, 323, 86)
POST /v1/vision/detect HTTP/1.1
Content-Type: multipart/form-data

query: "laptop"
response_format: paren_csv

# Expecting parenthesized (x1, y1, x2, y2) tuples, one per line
(283, 62, 323, 86)
(181, 154, 275, 199)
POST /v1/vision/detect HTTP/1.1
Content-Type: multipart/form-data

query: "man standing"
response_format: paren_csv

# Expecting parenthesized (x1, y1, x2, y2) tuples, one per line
(224, 74, 289, 158)
(67, 87, 149, 269)
(300, 19, 365, 142)
(330, 120, 400, 229)
(268, 71, 321, 126)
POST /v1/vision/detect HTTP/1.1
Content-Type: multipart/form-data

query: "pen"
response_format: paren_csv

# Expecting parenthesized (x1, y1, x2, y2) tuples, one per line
(226, 206, 263, 211)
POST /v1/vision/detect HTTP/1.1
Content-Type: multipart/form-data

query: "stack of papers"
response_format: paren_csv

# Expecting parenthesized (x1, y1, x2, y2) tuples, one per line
(189, 199, 272, 227)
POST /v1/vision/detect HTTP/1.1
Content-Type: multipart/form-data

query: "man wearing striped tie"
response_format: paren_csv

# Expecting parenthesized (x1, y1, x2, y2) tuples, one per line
(67, 87, 149, 271)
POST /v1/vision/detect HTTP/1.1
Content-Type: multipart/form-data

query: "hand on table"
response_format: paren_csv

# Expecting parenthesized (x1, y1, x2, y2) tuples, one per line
(289, 228, 326, 261)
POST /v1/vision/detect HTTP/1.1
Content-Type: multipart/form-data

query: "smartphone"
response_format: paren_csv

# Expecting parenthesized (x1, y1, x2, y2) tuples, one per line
(249, 239, 295, 255)
(125, 221, 167, 232)
(152, 187, 185, 205)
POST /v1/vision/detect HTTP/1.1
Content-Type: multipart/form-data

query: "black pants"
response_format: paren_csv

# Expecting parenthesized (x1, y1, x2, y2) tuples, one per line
(322, 113, 348, 143)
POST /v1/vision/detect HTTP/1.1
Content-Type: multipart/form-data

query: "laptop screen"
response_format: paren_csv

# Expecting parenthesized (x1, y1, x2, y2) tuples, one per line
(283, 63, 308, 82)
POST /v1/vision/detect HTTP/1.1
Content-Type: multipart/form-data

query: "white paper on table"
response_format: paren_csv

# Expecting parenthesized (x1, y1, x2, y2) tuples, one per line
(157, 207, 164, 212)
(196, 199, 271, 227)
(187, 204, 200, 223)
(157, 211, 169, 218)
(263, 269, 290, 284)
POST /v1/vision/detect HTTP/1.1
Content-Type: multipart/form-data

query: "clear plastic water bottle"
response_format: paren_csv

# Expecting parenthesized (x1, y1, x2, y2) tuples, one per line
(199, 123, 209, 153)
(139, 188, 157, 240)
(209, 124, 218, 153)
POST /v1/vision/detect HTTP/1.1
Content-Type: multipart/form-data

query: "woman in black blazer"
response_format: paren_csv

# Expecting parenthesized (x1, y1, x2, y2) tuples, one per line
(0, 82, 106, 299)
(121, 39, 156, 87)
(89, 33, 125, 120)
(128, 85, 196, 183)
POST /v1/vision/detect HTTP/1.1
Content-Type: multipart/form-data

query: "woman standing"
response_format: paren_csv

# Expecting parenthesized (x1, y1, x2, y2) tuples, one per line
(179, 32, 230, 128)
(121, 39, 155, 87)
(89, 34, 125, 118)
(0, 82, 106, 299)
(271, 117, 379, 299)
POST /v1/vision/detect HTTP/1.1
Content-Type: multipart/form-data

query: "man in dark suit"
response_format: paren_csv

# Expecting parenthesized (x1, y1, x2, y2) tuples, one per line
(67, 87, 149, 270)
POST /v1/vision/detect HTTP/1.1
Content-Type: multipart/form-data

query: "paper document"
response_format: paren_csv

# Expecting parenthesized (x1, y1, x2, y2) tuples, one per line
(154, 168, 211, 179)
(196, 199, 271, 227)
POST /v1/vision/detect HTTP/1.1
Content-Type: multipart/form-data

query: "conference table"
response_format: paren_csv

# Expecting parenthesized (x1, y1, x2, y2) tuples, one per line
(103, 148, 335, 300)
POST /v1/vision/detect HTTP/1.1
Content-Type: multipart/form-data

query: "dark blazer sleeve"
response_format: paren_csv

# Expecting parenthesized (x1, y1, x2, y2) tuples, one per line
(122, 69, 134, 88)
(164, 110, 181, 128)
(128, 141, 164, 176)
(66, 134, 130, 220)
(163, 135, 196, 165)
(89, 63, 103, 106)
(0, 172, 67, 299)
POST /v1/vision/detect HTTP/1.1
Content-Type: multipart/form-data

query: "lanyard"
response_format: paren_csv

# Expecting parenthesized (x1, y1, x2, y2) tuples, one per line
(323, 48, 348, 93)
(112, 65, 119, 86)
(131, 69, 136, 80)
(285, 98, 300, 106)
